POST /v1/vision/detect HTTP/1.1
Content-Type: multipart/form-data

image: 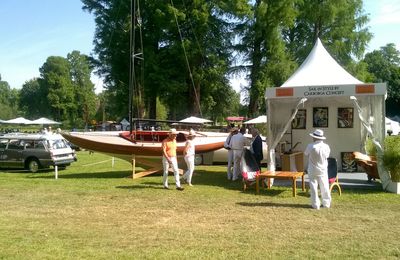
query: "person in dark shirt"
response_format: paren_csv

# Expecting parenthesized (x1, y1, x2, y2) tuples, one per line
(250, 128, 263, 169)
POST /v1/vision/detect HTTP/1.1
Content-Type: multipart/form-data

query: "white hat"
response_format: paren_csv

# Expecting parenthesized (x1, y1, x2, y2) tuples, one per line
(309, 129, 326, 140)
(169, 128, 178, 135)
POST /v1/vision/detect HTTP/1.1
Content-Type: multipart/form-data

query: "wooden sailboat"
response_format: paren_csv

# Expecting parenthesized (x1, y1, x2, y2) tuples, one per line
(62, 129, 226, 159)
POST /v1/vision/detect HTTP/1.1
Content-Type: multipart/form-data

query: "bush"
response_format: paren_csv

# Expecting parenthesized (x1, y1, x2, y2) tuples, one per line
(365, 138, 377, 157)
(382, 136, 400, 182)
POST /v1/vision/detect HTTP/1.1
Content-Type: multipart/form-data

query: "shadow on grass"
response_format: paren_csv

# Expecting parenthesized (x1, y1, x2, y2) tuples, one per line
(237, 201, 310, 209)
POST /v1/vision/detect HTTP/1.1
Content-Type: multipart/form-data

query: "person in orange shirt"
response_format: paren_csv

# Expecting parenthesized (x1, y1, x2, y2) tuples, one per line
(162, 128, 184, 191)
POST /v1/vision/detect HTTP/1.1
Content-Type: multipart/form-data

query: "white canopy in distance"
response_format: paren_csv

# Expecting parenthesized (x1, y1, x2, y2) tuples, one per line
(1, 117, 61, 125)
(179, 116, 212, 124)
(244, 115, 267, 124)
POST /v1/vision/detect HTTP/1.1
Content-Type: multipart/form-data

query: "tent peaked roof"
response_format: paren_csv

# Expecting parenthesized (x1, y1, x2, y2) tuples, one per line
(281, 38, 363, 87)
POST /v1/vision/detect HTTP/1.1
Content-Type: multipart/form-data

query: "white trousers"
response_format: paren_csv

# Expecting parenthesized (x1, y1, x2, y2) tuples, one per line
(162, 156, 181, 188)
(227, 150, 234, 179)
(183, 155, 195, 184)
(309, 173, 331, 209)
(233, 149, 243, 180)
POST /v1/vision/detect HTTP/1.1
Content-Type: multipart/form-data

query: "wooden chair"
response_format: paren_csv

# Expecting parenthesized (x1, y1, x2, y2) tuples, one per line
(352, 152, 379, 181)
(328, 157, 342, 196)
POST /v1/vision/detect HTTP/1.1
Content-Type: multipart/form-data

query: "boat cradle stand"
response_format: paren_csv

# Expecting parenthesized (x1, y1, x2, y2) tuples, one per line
(131, 154, 184, 179)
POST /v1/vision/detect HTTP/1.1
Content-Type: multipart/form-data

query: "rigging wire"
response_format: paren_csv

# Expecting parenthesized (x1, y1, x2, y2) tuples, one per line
(170, 0, 202, 117)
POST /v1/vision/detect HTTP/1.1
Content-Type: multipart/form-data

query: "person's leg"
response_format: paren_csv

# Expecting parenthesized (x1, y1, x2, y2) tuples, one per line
(232, 150, 241, 180)
(319, 175, 332, 208)
(183, 156, 189, 181)
(309, 174, 320, 209)
(162, 156, 169, 188)
(186, 155, 195, 185)
(170, 157, 181, 188)
(227, 150, 233, 180)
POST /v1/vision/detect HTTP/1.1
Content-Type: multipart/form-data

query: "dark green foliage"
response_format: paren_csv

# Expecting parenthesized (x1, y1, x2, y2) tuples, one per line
(0, 75, 19, 119)
(382, 136, 400, 182)
(363, 43, 400, 117)
(81, 0, 245, 120)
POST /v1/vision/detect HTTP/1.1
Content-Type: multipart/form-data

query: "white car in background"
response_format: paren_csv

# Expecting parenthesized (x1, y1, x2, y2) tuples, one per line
(0, 133, 77, 172)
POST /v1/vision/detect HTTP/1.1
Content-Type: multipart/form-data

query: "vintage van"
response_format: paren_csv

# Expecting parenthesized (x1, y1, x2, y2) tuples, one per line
(0, 133, 76, 173)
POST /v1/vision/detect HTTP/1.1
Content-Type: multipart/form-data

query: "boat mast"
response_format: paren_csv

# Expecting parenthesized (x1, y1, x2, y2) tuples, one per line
(129, 0, 143, 134)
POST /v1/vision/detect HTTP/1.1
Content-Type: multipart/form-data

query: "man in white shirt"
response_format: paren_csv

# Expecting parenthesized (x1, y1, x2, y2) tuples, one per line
(224, 128, 238, 180)
(230, 127, 246, 181)
(304, 129, 331, 210)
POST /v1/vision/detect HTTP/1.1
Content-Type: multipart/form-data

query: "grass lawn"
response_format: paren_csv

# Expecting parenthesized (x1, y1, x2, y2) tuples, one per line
(1, 151, 399, 259)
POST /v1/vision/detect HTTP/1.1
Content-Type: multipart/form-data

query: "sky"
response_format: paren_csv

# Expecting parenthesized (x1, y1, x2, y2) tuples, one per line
(0, 0, 399, 93)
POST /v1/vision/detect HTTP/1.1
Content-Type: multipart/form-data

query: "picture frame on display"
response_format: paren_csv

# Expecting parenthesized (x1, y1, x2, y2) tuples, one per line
(313, 107, 328, 128)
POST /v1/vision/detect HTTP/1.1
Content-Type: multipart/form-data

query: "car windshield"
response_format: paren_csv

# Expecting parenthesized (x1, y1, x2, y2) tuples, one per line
(48, 139, 68, 149)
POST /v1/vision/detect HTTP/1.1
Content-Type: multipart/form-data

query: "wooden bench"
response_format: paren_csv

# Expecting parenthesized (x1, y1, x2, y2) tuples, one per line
(256, 171, 305, 197)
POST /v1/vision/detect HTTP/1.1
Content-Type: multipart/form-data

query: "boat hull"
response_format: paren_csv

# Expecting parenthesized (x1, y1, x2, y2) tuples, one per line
(62, 130, 227, 157)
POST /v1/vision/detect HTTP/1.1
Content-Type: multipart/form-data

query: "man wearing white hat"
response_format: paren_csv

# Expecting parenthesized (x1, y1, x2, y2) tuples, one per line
(304, 129, 331, 209)
(162, 128, 184, 191)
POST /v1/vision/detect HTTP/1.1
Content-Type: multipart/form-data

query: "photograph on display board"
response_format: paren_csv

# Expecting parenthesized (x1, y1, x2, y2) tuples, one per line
(338, 107, 354, 128)
(292, 109, 307, 129)
(341, 152, 357, 172)
(313, 107, 328, 127)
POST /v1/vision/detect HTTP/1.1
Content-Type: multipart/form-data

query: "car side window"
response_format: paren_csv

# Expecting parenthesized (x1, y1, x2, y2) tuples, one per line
(7, 140, 24, 150)
(0, 141, 7, 149)
(31, 140, 46, 149)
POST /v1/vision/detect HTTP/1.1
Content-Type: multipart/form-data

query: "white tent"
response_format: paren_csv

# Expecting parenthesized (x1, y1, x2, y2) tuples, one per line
(31, 117, 61, 125)
(244, 115, 267, 124)
(3, 117, 33, 125)
(264, 38, 390, 189)
(386, 117, 400, 135)
(179, 116, 212, 124)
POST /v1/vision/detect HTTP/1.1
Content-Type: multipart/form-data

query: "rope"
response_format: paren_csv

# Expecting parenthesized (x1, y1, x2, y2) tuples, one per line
(170, 0, 202, 116)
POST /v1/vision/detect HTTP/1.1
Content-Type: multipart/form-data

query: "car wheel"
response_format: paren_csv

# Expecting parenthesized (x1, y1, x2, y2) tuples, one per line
(194, 154, 203, 165)
(27, 159, 40, 173)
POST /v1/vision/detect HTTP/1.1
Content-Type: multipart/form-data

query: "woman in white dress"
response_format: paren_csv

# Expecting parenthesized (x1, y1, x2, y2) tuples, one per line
(183, 129, 196, 186)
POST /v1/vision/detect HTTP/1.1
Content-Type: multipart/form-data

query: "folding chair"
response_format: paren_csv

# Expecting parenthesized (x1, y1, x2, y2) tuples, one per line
(328, 157, 342, 196)
(242, 148, 260, 191)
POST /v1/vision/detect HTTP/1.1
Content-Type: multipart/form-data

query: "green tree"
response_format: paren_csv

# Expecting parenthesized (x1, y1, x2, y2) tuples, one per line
(0, 75, 19, 119)
(283, 0, 371, 66)
(237, 0, 298, 116)
(363, 43, 400, 117)
(19, 78, 48, 118)
(67, 51, 97, 129)
(82, 0, 248, 120)
(39, 56, 75, 123)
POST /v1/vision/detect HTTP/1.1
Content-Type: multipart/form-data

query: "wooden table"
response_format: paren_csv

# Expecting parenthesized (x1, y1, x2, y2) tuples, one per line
(256, 171, 305, 197)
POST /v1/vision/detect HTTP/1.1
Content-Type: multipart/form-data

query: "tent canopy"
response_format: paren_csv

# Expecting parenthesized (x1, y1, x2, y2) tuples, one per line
(179, 116, 212, 124)
(244, 115, 267, 124)
(3, 117, 33, 124)
(31, 117, 61, 125)
(1, 117, 61, 125)
(281, 38, 363, 87)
